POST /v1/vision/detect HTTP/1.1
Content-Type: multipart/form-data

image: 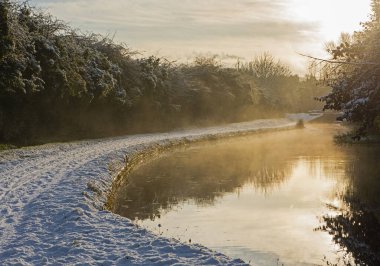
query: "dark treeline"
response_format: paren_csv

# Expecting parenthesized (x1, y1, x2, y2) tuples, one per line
(0, 1, 328, 145)
(318, 0, 380, 136)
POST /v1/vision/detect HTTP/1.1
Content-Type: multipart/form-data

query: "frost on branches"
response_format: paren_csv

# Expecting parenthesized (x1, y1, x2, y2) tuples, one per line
(320, 0, 380, 135)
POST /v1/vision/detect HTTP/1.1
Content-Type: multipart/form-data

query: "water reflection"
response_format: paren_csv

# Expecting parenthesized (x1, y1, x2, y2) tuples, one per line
(112, 124, 380, 265)
(317, 145, 380, 265)
(114, 125, 344, 221)
(113, 140, 294, 220)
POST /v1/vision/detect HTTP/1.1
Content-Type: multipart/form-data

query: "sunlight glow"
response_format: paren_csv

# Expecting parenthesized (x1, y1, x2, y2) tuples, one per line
(29, 0, 373, 74)
(288, 0, 372, 40)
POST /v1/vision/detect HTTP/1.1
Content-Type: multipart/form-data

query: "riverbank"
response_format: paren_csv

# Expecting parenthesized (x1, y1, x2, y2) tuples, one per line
(0, 114, 318, 265)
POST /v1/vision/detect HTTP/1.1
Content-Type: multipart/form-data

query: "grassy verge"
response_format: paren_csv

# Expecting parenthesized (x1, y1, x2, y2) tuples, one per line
(0, 144, 17, 151)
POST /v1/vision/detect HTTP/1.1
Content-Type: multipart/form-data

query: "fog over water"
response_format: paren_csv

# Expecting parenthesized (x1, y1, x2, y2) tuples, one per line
(114, 124, 380, 265)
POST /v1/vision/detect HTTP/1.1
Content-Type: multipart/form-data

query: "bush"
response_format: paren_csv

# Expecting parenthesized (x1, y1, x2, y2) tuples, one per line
(0, 1, 327, 145)
(318, 0, 380, 136)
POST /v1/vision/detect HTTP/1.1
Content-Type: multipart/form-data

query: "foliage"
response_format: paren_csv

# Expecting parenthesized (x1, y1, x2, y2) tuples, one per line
(319, 0, 380, 135)
(243, 53, 291, 79)
(0, 1, 327, 145)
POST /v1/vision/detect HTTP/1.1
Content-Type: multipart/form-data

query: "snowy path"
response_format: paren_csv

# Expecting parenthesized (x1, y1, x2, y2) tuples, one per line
(0, 115, 315, 265)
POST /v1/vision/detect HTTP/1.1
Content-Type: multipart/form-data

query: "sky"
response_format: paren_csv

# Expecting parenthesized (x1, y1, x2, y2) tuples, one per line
(28, 0, 372, 75)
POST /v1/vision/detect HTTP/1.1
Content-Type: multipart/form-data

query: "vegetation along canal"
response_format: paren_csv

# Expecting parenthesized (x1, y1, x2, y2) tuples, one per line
(113, 123, 380, 265)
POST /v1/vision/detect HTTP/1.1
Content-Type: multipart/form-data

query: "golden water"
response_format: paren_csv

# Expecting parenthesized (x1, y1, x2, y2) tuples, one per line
(114, 124, 380, 265)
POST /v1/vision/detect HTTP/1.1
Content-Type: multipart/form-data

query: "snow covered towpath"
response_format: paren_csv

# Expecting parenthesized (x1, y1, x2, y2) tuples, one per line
(0, 114, 318, 265)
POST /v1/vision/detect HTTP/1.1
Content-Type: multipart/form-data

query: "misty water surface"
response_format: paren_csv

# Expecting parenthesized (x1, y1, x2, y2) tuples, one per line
(114, 124, 380, 265)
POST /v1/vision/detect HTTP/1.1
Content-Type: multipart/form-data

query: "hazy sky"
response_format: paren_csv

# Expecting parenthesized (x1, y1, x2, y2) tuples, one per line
(29, 0, 372, 74)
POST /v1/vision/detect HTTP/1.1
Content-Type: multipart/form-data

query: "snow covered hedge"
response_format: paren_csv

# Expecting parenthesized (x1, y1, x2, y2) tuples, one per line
(320, 0, 380, 135)
(0, 1, 328, 145)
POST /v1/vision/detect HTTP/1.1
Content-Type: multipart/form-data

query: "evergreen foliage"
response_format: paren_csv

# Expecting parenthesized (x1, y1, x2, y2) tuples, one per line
(0, 2, 327, 145)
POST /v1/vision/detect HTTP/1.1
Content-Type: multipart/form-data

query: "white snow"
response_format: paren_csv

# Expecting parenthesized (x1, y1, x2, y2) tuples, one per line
(0, 114, 320, 265)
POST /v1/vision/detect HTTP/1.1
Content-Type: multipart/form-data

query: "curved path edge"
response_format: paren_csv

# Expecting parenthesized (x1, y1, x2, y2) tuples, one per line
(0, 114, 319, 265)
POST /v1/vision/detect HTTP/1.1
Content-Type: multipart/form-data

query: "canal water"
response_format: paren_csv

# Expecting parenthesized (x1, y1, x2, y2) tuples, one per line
(113, 124, 380, 265)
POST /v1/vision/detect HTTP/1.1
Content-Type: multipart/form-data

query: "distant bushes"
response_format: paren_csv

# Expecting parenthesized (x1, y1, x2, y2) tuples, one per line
(0, 1, 328, 145)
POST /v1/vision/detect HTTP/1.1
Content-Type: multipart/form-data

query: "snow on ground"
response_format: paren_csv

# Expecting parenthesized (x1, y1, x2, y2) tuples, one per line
(0, 114, 319, 265)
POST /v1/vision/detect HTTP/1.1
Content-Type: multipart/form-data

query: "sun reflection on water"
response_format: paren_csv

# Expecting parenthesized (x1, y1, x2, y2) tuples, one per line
(113, 124, 380, 265)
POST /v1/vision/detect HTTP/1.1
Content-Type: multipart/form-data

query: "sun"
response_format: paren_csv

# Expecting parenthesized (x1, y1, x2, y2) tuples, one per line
(288, 0, 372, 40)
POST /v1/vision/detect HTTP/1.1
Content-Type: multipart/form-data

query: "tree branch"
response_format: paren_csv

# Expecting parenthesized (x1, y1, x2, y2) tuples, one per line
(299, 53, 379, 66)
